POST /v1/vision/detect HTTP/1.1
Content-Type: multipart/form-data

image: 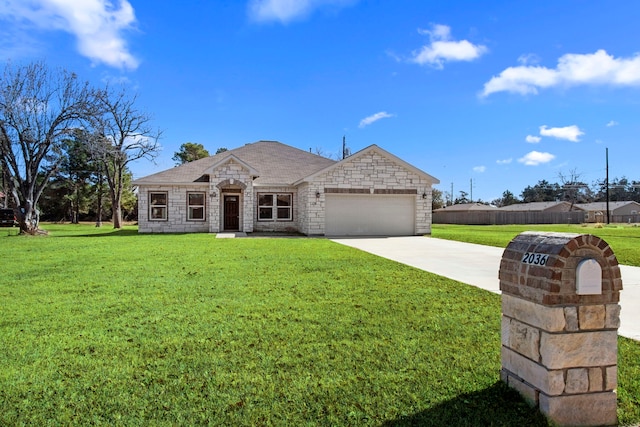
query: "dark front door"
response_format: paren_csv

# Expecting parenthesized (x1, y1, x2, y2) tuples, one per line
(224, 195, 240, 231)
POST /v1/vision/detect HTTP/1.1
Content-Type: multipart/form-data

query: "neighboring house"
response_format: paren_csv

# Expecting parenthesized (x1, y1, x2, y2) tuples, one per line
(132, 140, 440, 236)
(435, 203, 497, 212)
(498, 201, 583, 213)
(495, 201, 585, 225)
(432, 203, 497, 225)
(433, 201, 588, 225)
(577, 201, 640, 223)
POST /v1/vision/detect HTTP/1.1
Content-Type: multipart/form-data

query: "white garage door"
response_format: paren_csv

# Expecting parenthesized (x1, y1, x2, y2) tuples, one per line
(325, 194, 415, 236)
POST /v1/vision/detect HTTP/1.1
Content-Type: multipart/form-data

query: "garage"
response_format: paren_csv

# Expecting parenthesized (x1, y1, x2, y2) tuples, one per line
(325, 194, 415, 236)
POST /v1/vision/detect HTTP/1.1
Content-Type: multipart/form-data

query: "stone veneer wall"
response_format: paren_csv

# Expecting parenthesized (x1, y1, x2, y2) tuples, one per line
(252, 186, 299, 233)
(137, 151, 436, 235)
(138, 184, 210, 233)
(305, 150, 434, 235)
(210, 160, 254, 233)
(499, 232, 622, 426)
(297, 182, 311, 235)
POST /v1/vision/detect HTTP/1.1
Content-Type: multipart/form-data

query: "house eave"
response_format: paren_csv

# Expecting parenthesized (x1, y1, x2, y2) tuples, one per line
(132, 180, 210, 187)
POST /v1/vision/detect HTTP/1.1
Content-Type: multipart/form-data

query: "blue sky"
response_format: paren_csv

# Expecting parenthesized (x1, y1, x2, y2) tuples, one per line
(2, 0, 639, 203)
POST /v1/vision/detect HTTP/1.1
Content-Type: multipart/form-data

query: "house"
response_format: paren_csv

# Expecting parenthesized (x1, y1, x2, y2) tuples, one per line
(498, 201, 583, 212)
(432, 203, 498, 224)
(132, 140, 440, 236)
(577, 201, 640, 223)
(435, 203, 497, 212)
(494, 201, 585, 225)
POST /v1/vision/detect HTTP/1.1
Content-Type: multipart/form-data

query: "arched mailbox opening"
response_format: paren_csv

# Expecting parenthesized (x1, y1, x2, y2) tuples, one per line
(499, 232, 622, 427)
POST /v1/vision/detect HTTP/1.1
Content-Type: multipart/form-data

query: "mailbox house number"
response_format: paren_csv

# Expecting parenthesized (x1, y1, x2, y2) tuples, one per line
(521, 252, 549, 266)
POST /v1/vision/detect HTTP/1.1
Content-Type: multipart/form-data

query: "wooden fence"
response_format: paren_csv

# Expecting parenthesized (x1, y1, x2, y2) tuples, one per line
(433, 210, 587, 225)
(612, 214, 640, 224)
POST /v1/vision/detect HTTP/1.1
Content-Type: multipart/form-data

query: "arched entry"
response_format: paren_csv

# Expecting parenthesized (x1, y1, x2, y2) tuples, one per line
(217, 179, 247, 232)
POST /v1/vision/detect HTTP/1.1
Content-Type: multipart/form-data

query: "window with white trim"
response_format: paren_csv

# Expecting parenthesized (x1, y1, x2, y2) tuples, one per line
(149, 192, 168, 220)
(258, 193, 292, 221)
(188, 192, 205, 220)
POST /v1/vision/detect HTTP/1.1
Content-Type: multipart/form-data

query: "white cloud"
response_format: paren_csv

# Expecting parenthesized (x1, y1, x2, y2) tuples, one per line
(358, 111, 394, 128)
(539, 125, 584, 142)
(481, 49, 640, 97)
(517, 53, 540, 65)
(496, 158, 512, 165)
(473, 166, 486, 173)
(248, 0, 356, 23)
(410, 24, 487, 69)
(518, 151, 555, 166)
(525, 135, 541, 143)
(606, 120, 619, 127)
(0, 0, 139, 70)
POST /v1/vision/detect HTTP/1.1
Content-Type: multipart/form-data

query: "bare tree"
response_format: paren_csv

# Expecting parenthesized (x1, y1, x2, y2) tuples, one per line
(313, 147, 340, 160)
(92, 86, 161, 228)
(557, 169, 592, 208)
(0, 61, 97, 233)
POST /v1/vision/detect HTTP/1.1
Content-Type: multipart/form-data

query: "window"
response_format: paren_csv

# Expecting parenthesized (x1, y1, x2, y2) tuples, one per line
(188, 192, 205, 220)
(258, 194, 273, 220)
(258, 193, 292, 221)
(149, 192, 168, 220)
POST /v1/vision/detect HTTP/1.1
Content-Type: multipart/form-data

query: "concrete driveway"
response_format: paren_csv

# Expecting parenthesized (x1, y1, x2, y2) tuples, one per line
(331, 236, 640, 341)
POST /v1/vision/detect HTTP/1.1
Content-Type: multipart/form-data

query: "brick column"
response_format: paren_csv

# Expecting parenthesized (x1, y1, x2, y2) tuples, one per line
(499, 232, 622, 426)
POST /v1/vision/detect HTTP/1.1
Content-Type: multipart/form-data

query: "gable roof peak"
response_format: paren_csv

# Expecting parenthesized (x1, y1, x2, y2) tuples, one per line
(296, 143, 439, 185)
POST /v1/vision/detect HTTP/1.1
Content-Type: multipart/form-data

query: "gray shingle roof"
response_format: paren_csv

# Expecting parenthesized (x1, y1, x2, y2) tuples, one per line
(577, 201, 640, 211)
(499, 201, 575, 211)
(133, 140, 337, 186)
(435, 203, 496, 212)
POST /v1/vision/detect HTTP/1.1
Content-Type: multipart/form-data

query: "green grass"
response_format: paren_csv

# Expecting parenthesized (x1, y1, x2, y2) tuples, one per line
(432, 223, 640, 267)
(432, 223, 640, 424)
(0, 224, 638, 425)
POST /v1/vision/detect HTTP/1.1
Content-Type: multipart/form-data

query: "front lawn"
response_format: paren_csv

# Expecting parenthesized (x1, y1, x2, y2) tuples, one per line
(432, 223, 640, 267)
(0, 224, 638, 425)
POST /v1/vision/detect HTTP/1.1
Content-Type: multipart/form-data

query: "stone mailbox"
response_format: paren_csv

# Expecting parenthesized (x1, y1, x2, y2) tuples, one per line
(499, 232, 623, 426)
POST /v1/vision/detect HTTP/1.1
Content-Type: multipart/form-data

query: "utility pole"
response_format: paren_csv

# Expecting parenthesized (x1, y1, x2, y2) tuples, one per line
(450, 182, 454, 206)
(470, 178, 473, 203)
(342, 135, 350, 159)
(606, 148, 610, 224)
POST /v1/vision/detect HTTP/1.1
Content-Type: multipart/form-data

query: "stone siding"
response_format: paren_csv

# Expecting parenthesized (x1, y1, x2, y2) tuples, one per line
(252, 186, 299, 233)
(137, 149, 436, 235)
(304, 150, 434, 235)
(210, 159, 255, 233)
(297, 182, 312, 235)
(138, 184, 210, 233)
(500, 232, 621, 426)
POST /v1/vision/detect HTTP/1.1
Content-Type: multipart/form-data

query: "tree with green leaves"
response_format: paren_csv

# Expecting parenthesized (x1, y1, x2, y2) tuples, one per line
(520, 180, 560, 203)
(492, 190, 519, 207)
(594, 176, 640, 203)
(173, 142, 210, 165)
(61, 130, 96, 223)
(454, 190, 470, 204)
